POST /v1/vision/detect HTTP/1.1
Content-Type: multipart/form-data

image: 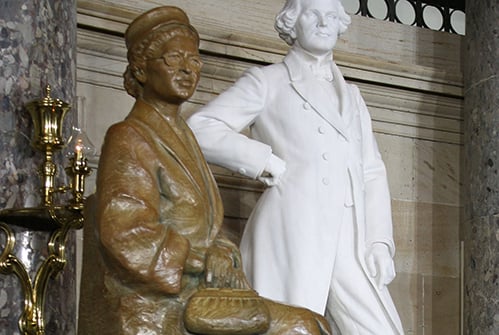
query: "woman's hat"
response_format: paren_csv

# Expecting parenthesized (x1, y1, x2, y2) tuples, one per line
(125, 6, 193, 49)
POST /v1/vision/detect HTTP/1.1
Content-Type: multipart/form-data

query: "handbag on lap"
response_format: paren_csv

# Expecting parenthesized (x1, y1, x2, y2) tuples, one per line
(184, 288, 270, 335)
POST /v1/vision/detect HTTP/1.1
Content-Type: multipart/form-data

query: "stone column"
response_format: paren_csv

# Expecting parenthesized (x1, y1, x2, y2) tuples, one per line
(0, 1, 77, 334)
(463, 1, 499, 334)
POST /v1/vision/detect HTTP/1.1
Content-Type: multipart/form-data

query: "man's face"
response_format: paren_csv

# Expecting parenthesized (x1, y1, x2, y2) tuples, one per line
(143, 33, 202, 104)
(294, 0, 340, 56)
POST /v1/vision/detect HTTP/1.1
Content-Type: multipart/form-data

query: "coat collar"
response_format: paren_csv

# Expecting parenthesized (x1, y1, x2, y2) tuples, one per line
(127, 100, 214, 202)
(284, 47, 354, 141)
(127, 100, 196, 168)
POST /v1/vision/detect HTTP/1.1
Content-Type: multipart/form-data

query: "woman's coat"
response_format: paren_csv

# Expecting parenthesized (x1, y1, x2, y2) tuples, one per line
(78, 100, 224, 334)
(187, 48, 403, 333)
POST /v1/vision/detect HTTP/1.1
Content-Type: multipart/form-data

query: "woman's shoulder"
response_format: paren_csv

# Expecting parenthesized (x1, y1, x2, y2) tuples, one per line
(103, 118, 147, 151)
(106, 119, 136, 138)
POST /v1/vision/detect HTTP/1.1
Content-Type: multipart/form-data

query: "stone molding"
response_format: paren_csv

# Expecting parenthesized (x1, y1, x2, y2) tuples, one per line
(77, 29, 462, 146)
(77, 1, 463, 91)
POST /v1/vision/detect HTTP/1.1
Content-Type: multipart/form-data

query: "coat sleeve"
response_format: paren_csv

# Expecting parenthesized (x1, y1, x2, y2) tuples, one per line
(96, 122, 190, 294)
(187, 66, 273, 179)
(354, 85, 396, 257)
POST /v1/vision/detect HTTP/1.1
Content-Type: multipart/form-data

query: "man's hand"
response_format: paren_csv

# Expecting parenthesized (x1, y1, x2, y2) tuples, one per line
(365, 242, 396, 290)
(258, 154, 286, 186)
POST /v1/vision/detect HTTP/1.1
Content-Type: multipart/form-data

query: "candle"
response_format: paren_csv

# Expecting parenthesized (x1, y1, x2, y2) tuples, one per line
(75, 138, 84, 162)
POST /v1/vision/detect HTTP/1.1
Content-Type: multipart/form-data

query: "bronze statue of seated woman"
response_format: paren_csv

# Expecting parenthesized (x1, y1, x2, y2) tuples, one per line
(78, 6, 332, 335)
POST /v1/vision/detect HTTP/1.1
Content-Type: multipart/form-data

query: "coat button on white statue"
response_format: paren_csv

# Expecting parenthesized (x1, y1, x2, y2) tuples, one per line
(238, 167, 247, 175)
(303, 102, 311, 110)
(322, 177, 330, 185)
(318, 126, 326, 134)
(322, 153, 329, 161)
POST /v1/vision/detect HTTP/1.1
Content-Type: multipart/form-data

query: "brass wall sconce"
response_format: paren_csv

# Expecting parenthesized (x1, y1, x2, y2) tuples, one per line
(0, 86, 92, 335)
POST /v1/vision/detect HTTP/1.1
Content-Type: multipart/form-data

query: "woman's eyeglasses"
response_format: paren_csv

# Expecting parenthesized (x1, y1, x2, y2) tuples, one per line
(149, 52, 203, 72)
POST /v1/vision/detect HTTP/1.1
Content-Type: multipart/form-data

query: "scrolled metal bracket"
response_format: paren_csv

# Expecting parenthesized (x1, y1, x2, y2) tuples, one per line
(0, 209, 84, 335)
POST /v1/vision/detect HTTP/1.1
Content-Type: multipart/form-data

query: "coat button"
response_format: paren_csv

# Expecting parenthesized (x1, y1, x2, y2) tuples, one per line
(322, 153, 329, 160)
(238, 168, 247, 175)
(303, 102, 311, 110)
(318, 126, 326, 134)
(322, 178, 330, 185)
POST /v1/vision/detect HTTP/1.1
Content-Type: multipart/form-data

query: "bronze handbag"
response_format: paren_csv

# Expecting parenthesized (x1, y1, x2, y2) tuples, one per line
(184, 288, 271, 335)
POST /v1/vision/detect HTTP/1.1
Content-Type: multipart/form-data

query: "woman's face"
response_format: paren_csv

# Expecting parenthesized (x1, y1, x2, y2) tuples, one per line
(142, 33, 202, 104)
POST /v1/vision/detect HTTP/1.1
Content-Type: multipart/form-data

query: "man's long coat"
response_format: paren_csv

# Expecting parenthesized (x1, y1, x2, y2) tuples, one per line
(187, 49, 403, 333)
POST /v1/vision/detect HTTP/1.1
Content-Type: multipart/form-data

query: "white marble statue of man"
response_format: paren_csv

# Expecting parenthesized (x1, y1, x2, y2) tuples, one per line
(187, 0, 404, 333)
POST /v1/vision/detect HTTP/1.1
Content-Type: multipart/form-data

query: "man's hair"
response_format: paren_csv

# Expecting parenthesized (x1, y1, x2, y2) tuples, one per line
(275, 0, 351, 45)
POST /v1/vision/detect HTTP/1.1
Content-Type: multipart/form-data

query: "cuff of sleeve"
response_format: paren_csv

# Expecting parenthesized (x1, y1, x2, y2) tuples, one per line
(366, 239, 395, 258)
(251, 147, 273, 179)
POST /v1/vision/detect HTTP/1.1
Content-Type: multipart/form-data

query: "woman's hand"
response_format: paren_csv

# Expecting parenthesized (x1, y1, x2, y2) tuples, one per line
(184, 247, 206, 274)
(205, 239, 250, 289)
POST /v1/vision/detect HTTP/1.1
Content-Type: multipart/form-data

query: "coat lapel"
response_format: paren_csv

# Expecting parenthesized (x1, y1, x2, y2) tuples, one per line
(331, 61, 354, 129)
(285, 49, 352, 141)
(127, 101, 207, 200)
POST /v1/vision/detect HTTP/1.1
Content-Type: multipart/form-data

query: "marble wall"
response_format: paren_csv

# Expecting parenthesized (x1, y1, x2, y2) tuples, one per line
(463, 1, 499, 334)
(75, 1, 464, 334)
(0, 0, 77, 334)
